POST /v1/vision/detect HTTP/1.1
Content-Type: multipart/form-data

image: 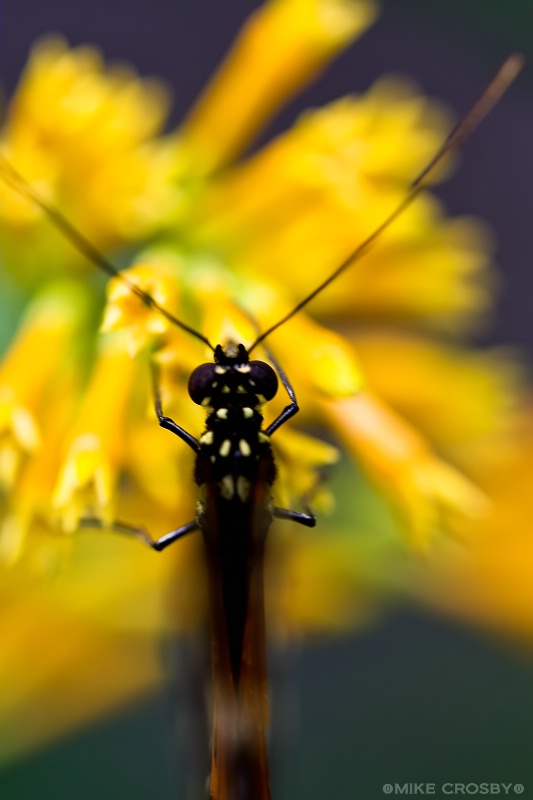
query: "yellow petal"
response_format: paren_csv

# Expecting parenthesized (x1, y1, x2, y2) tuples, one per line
(0, 573, 163, 764)
(351, 332, 520, 471)
(413, 415, 533, 641)
(268, 312, 364, 398)
(52, 333, 137, 526)
(126, 418, 196, 512)
(191, 81, 450, 246)
(11, 406, 41, 451)
(323, 392, 486, 549)
(177, 0, 377, 175)
(101, 260, 182, 355)
(2, 369, 80, 564)
(0, 37, 177, 285)
(0, 510, 206, 763)
(273, 425, 340, 508)
(0, 283, 86, 486)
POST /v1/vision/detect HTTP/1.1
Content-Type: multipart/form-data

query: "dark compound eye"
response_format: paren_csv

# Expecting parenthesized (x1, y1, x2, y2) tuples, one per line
(249, 361, 278, 401)
(188, 363, 217, 405)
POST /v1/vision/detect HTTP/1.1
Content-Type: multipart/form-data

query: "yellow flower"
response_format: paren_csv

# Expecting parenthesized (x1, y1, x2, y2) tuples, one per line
(52, 332, 138, 531)
(101, 261, 181, 355)
(0, 284, 86, 488)
(0, 36, 179, 285)
(176, 0, 378, 175)
(405, 410, 533, 642)
(0, 0, 519, 764)
(323, 391, 487, 551)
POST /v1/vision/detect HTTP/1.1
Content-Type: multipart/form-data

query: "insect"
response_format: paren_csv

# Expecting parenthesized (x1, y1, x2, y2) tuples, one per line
(0, 53, 522, 800)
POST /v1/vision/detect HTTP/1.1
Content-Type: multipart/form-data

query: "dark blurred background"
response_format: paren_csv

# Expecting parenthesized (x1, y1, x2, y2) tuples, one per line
(2, 2, 533, 799)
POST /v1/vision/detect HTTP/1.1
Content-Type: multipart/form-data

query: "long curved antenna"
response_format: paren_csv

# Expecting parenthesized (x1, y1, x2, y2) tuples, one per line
(0, 154, 215, 352)
(249, 53, 524, 353)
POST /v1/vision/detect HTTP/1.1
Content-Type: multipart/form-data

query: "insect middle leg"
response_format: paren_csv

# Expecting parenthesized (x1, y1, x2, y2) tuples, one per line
(262, 346, 318, 526)
(80, 517, 199, 551)
(272, 466, 330, 528)
(273, 507, 316, 528)
(76, 361, 202, 551)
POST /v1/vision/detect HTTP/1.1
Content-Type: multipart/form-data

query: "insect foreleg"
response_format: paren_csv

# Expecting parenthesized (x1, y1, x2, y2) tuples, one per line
(262, 346, 299, 437)
(151, 361, 199, 452)
(79, 517, 199, 551)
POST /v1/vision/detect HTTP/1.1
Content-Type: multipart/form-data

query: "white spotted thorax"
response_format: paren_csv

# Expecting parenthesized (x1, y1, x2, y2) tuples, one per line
(189, 341, 278, 505)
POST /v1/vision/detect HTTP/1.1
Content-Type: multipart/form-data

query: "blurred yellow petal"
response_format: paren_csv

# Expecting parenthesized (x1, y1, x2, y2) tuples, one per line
(126, 418, 196, 513)
(53, 333, 137, 528)
(101, 259, 182, 356)
(1, 368, 79, 566)
(197, 278, 257, 348)
(0, 37, 179, 284)
(0, 589, 163, 764)
(0, 284, 85, 487)
(189, 79, 490, 330)
(240, 280, 364, 398)
(0, 526, 206, 763)
(410, 414, 533, 641)
(191, 81, 451, 248)
(0, 394, 40, 455)
(177, 0, 377, 175)
(269, 313, 363, 398)
(351, 332, 519, 471)
(334, 210, 492, 327)
(273, 425, 340, 508)
(155, 326, 208, 381)
(323, 392, 487, 549)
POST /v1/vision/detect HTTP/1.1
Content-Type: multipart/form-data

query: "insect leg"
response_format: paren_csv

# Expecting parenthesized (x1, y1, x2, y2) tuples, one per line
(273, 469, 328, 528)
(263, 346, 299, 437)
(273, 507, 316, 528)
(151, 361, 199, 452)
(79, 517, 199, 551)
